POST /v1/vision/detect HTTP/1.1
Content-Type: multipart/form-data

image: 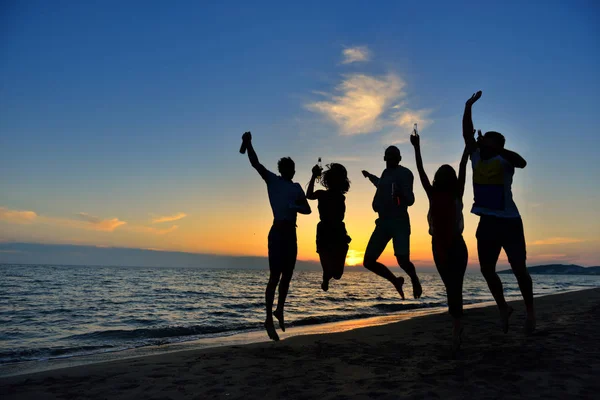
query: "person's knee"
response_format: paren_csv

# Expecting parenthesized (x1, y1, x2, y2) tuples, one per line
(480, 264, 496, 278)
(363, 256, 375, 269)
(510, 262, 531, 281)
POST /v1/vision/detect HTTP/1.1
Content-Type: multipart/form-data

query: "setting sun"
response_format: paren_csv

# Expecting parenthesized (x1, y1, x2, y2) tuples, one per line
(345, 249, 364, 267)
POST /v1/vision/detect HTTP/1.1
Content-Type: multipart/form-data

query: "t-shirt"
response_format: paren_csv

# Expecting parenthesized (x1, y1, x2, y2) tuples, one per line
(263, 170, 309, 223)
(370, 165, 415, 219)
(316, 190, 346, 223)
(470, 149, 520, 218)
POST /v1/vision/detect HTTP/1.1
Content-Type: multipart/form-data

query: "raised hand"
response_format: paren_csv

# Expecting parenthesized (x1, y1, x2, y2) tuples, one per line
(242, 131, 252, 142)
(476, 129, 483, 146)
(410, 132, 420, 147)
(466, 91, 482, 106)
(361, 170, 370, 178)
(312, 164, 322, 177)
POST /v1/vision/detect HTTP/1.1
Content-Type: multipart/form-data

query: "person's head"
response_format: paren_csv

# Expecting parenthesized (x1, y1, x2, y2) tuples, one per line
(480, 131, 505, 158)
(321, 163, 350, 194)
(432, 164, 458, 195)
(278, 157, 295, 180)
(384, 146, 401, 168)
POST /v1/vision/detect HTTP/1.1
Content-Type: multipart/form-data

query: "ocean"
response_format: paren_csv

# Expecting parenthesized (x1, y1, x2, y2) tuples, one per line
(1, 264, 599, 369)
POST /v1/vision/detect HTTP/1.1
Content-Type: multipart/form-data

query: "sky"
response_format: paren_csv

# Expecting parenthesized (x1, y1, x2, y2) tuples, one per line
(1, 1, 599, 268)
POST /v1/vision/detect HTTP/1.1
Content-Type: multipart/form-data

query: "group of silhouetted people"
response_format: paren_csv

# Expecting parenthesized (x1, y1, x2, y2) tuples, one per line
(241, 91, 535, 351)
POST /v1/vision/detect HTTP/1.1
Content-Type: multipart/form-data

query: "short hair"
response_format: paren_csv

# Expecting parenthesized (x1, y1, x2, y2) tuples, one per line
(385, 146, 401, 158)
(277, 157, 295, 173)
(485, 131, 506, 148)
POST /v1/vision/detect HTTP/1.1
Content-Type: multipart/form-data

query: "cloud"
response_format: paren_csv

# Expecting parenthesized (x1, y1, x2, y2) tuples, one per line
(75, 212, 127, 232)
(391, 108, 433, 131)
(152, 212, 187, 224)
(0, 207, 38, 224)
(530, 237, 585, 246)
(342, 46, 371, 64)
(306, 73, 404, 135)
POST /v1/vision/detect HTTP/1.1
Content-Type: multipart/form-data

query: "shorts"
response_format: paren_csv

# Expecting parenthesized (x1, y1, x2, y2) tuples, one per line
(268, 221, 297, 275)
(364, 217, 411, 260)
(476, 215, 526, 266)
(316, 221, 351, 254)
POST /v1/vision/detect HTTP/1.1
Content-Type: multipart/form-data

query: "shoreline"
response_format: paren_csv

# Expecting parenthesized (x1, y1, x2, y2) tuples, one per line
(0, 288, 590, 378)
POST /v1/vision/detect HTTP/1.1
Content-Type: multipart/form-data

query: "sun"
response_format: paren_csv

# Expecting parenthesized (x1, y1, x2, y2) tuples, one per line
(345, 249, 364, 267)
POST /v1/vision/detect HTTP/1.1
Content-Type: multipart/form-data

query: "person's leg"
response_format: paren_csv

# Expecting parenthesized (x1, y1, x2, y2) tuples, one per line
(363, 219, 405, 299)
(332, 244, 349, 280)
(265, 226, 281, 341)
(450, 236, 468, 351)
(477, 216, 512, 333)
(392, 220, 421, 298)
(505, 217, 535, 334)
(273, 228, 297, 332)
(319, 252, 333, 291)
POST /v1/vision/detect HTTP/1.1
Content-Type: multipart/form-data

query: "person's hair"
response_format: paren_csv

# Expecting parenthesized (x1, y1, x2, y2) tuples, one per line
(432, 164, 458, 196)
(277, 157, 295, 174)
(321, 163, 350, 194)
(485, 131, 506, 148)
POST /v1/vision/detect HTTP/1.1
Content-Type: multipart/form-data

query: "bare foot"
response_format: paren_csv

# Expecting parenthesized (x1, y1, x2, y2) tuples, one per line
(501, 306, 514, 334)
(412, 278, 422, 299)
(273, 309, 286, 332)
(321, 280, 329, 292)
(264, 319, 280, 341)
(393, 277, 405, 300)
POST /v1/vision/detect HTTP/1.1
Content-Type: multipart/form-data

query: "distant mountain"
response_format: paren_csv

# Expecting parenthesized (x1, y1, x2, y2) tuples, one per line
(498, 264, 600, 276)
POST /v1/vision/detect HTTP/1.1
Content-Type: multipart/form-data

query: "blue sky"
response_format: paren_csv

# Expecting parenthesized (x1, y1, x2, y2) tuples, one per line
(1, 1, 599, 266)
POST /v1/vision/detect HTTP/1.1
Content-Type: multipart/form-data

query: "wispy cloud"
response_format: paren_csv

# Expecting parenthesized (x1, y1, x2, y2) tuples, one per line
(342, 46, 371, 64)
(75, 212, 127, 232)
(131, 225, 179, 235)
(306, 70, 431, 137)
(152, 212, 187, 224)
(530, 237, 585, 246)
(0, 207, 38, 224)
(306, 73, 404, 135)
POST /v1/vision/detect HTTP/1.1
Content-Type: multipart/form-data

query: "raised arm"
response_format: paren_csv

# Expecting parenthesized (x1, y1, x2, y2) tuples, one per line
(457, 145, 469, 198)
(463, 91, 482, 153)
(291, 186, 312, 215)
(499, 148, 527, 169)
(361, 170, 380, 187)
(410, 133, 432, 198)
(242, 132, 269, 180)
(306, 164, 323, 200)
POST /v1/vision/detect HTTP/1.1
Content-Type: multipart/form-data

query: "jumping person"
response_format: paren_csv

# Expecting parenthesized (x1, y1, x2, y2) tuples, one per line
(411, 132, 469, 351)
(361, 146, 422, 299)
(306, 163, 352, 292)
(462, 91, 535, 334)
(241, 131, 311, 341)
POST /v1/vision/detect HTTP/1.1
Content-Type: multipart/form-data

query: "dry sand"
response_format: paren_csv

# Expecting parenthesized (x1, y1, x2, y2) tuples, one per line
(2, 289, 599, 399)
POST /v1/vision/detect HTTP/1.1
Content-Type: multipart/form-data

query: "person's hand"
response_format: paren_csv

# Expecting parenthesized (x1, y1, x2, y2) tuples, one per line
(361, 170, 370, 178)
(410, 132, 420, 147)
(476, 129, 484, 146)
(466, 91, 482, 106)
(242, 131, 252, 142)
(312, 164, 322, 177)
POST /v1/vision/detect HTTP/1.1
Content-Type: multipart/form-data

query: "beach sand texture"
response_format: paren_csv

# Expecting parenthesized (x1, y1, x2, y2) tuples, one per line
(2, 289, 599, 399)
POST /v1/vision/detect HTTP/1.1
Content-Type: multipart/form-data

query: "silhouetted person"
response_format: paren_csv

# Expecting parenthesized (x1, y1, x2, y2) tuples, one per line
(241, 132, 311, 341)
(411, 132, 469, 352)
(361, 146, 422, 299)
(306, 163, 352, 291)
(462, 91, 535, 334)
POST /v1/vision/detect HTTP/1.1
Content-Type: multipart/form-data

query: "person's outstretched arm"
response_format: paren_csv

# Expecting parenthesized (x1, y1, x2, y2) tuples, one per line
(499, 148, 527, 169)
(410, 133, 432, 199)
(361, 170, 380, 187)
(306, 164, 323, 200)
(242, 132, 269, 180)
(463, 91, 482, 153)
(458, 145, 469, 198)
(291, 186, 312, 215)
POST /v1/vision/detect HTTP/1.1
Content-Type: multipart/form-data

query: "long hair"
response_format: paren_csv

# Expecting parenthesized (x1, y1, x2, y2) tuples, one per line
(321, 163, 350, 194)
(430, 164, 458, 244)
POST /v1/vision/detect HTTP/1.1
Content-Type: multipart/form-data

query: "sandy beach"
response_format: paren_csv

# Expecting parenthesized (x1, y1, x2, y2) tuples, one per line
(2, 288, 599, 399)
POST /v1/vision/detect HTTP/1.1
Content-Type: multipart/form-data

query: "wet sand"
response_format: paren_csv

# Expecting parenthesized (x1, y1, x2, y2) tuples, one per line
(2, 289, 599, 399)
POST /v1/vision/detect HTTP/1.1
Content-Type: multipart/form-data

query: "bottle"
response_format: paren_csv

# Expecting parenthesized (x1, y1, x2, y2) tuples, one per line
(412, 123, 418, 137)
(316, 157, 323, 183)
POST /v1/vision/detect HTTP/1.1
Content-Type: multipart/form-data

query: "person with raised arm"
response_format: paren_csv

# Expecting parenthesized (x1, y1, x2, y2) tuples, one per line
(241, 131, 311, 341)
(462, 91, 535, 334)
(306, 162, 352, 291)
(411, 132, 469, 352)
(361, 146, 422, 300)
